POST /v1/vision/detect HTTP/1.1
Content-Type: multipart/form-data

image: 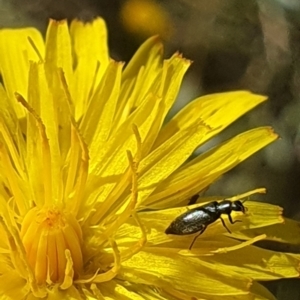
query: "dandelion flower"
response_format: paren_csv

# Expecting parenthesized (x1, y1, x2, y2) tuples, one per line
(0, 18, 298, 300)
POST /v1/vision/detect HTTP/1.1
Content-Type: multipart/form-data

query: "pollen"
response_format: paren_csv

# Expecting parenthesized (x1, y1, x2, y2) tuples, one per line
(20, 206, 83, 285)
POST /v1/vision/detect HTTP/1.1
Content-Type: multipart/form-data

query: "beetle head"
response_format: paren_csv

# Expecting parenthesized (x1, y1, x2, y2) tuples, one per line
(232, 200, 246, 213)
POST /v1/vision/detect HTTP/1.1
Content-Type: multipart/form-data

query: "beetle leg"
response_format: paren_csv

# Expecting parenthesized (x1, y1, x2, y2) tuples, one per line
(228, 213, 242, 224)
(188, 194, 200, 205)
(220, 217, 232, 233)
(189, 225, 206, 250)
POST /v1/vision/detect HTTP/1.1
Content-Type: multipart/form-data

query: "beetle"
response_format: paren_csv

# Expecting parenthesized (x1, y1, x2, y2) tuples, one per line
(165, 199, 246, 249)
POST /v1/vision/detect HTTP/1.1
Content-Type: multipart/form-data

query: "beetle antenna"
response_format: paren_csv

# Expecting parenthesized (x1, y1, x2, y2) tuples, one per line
(241, 198, 248, 213)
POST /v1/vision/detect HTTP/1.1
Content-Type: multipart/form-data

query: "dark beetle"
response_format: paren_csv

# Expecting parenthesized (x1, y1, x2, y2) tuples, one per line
(165, 200, 246, 249)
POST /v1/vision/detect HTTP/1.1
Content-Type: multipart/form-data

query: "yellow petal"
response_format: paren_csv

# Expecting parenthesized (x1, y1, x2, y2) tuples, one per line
(84, 93, 161, 224)
(64, 123, 89, 214)
(0, 140, 30, 215)
(233, 218, 300, 246)
(46, 285, 85, 300)
(0, 27, 44, 117)
(69, 18, 109, 119)
(115, 54, 191, 134)
(0, 84, 20, 145)
(121, 250, 251, 296)
(159, 54, 191, 115)
(81, 60, 123, 159)
(154, 91, 266, 148)
(45, 19, 73, 84)
(201, 242, 300, 280)
(0, 270, 29, 299)
(122, 35, 163, 81)
(146, 127, 278, 208)
(138, 122, 209, 205)
(250, 282, 276, 300)
(98, 280, 150, 300)
(113, 36, 163, 129)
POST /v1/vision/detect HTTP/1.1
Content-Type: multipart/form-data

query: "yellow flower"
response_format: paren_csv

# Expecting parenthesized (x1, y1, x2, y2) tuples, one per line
(120, 0, 173, 39)
(0, 18, 298, 299)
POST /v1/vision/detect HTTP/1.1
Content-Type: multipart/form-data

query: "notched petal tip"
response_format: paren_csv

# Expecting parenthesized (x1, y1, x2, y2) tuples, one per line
(267, 126, 280, 139)
(49, 19, 68, 25)
(172, 51, 193, 65)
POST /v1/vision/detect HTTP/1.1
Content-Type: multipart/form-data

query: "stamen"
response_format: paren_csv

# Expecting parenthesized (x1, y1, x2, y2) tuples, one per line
(229, 188, 266, 201)
(120, 211, 147, 262)
(211, 234, 267, 254)
(59, 68, 89, 214)
(15, 93, 53, 206)
(104, 125, 142, 236)
(27, 36, 44, 62)
(93, 238, 120, 283)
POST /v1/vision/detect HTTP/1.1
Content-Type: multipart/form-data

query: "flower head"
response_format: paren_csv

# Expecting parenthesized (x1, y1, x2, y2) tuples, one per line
(0, 18, 299, 299)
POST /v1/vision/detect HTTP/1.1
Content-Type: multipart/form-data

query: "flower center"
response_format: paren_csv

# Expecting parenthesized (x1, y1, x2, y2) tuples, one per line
(20, 206, 83, 286)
